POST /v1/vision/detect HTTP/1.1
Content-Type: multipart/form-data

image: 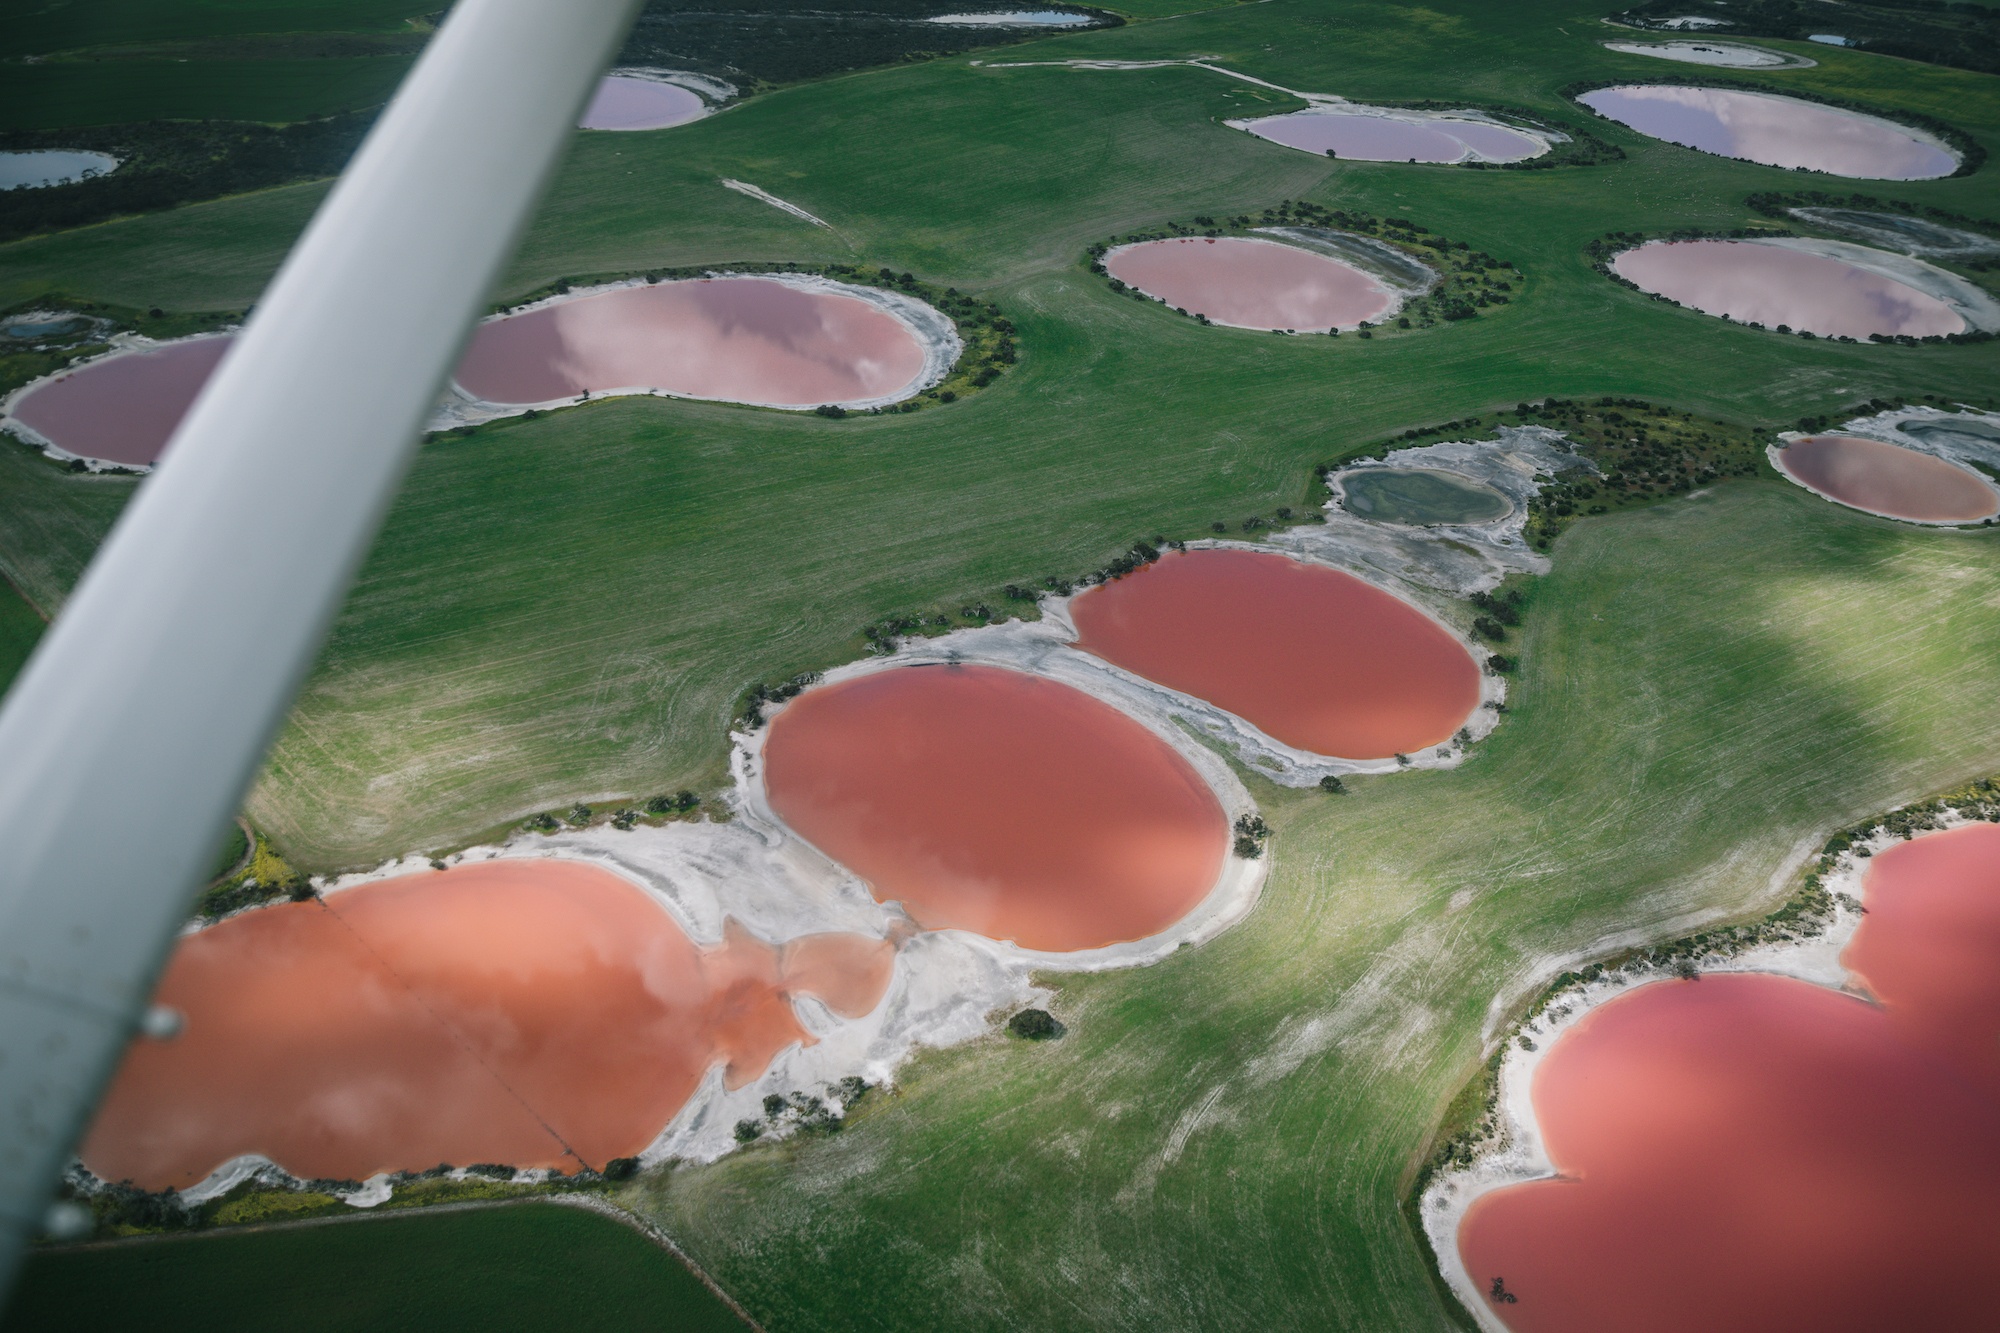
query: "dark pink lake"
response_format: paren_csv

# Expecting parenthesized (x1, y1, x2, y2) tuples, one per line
(7, 335, 230, 467)
(1458, 823, 2000, 1333)
(579, 76, 706, 131)
(1243, 111, 1542, 163)
(1612, 240, 1964, 338)
(1578, 86, 1958, 179)
(1775, 434, 1999, 523)
(454, 278, 929, 408)
(1105, 236, 1394, 332)
(1069, 548, 1481, 760)
(763, 664, 1229, 953)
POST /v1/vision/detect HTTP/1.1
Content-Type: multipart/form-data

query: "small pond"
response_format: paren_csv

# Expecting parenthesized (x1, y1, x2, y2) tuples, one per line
(1773, 434, 1999, 523)
(0, 149, 117, 191)
(1241, 110, 1543, 164)
(1104, 236, 1396, 332)
(579, 75, 708, 131)
(1611, 239, 1965, 338)
(1338, 467, 1513, 525)
(1577, 85, 1958, 179)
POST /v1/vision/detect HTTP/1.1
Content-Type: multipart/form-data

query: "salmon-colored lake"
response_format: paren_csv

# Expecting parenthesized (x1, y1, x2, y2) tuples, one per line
(1243, 111, 1543, 163)
(579, 75, 706, 131)
(1070, 548, 1480, 760)
(1104, 236, 1395, 332)
(1775, 434, 1999, 523)
(1458, 822, 2000, 1333)
(1577, 85, 1958, 179)
(454, 278, 930, 408)
(7, 334, 230, 467)
(81, 861, 893, 1188)
(1611, 240, 1964, 338)
(762, 664, 1228, 952)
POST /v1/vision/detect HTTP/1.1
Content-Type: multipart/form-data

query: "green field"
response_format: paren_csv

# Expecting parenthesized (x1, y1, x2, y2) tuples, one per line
(0, 574, 44, 696)
(1, 1203, 747, 1332)
(3, 0, 1999, 1326)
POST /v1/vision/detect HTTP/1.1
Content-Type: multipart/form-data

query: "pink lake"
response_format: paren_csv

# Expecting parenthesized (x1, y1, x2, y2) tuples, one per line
(1105, 236, 1395, 332)
(1243, 111, 1543, 163)
(1774, 434, 1999, 523)
(1069, 548, 1481, 760)
(579, 75, 707, 131)
(6, 334, 230, 467)
(81, 860, 894, 1188)
(454, 278, 931, 408)
(762, 663, 1229, 953)
(1458, 823, 2000, 1333)
(1611, 240, 1965, 338)
(1577, 86, 1958, 179)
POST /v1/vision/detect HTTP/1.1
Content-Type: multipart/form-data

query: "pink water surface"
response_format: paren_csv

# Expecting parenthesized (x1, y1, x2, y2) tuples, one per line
(1578, 85, 1958, 179)
(1244, 111, 1542, 163)
(1070, 548, 1481, 759)
(1612, 240, 1965, 338)
(454, 278, 928, 408)
(1105, 237, 1394, 332)
(7, 335, 230, 466)
(82, 861, 894, 1188)
(762, 663, 1229, 953)
(1775, 434, 1999, 522)
(1458, 822, 2000, 1333)
(579, 75, 706, 131)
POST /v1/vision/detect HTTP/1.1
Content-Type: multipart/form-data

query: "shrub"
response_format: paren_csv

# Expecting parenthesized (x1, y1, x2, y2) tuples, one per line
(1008, 1008, 1062, 1040)
(603, 1156, 641, 1180)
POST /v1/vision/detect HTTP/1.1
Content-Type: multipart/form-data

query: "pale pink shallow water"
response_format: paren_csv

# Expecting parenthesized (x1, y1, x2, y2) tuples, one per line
(1612, 240, 1964, 338)
(454, 278, 929, 407)
(579, 76, 706, 130)
(80, 861, 894, 1188)
(7, 335, 230, 466)
(1104, 237, 1394, 332)
(1458, 823, 2000, 1333)
(1578, 85, 1957, 179)
(1775, 434, 1999, 522)
(1070, 548, 1481, 759)
(762, 664, 1229, 953)
(1243, 111, 1542, 163)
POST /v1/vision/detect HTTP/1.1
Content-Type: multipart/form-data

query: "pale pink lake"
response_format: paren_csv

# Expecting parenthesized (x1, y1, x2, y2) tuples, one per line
(763, 664, 1229, 953)
(7, 335, 230, 467)
(1458, 823, 2000, 1333)
(455, 278, 929, 408)
(1578, 86, 1958, 179)
(1612, 240, 1964, 338)
(1775, 434, 1999, 523)
(1105, 236, 1394, 332)
(1244, 111, 1543, 163)
(579, 75, 706, 131)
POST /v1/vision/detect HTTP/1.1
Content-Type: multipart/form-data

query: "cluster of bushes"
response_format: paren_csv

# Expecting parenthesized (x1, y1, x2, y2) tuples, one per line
(0, 114, 375, 244)
(1232, 813, 1271, 859)
(738, 671, 823, 728)
(193, 833, 313, 921)
(1563, 74, 1984, 178)
(733, 1076, 871, 1143)
(1085, 203, 1521, 335)
(1610, 0, 2000, 78)
(1007, 1007, 1063, 1040)
(617, 0, 1114, 91)
(523, 789, 701, 832)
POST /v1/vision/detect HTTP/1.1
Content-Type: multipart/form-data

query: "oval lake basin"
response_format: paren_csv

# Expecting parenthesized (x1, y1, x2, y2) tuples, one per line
(1601, 40, 1797, 68)
(0, 149, 117, 190)
(81, 860, 893, 1188)
(1069, 548, 1482, 760)
(1339, 467, 1512, 525)
(579, 75, 707, 131)
(762, 664, 1229, 953)
(1457, 823, 2000, 1333)
(1241, 110, 1543, 163)
(455, 278, 932, 409)
(7, 335, 231, 467)
(1577, 86, 1958, 179)
(1774, 434, 1999, 523)
(1105, 236, 1395, 332)
(1611, 240, 1965, 338)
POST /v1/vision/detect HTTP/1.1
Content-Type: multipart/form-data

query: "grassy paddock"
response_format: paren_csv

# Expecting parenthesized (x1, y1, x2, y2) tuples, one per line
(0, 1203, 746, 1333)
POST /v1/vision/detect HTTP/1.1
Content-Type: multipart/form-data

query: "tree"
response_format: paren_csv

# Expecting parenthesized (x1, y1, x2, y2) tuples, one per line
(1008, 1008, 1063, 1040)
(1318, 775, 1346, 795)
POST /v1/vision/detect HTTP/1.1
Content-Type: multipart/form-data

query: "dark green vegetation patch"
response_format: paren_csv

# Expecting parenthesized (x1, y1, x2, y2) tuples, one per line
(3, 1203, 748, 1333)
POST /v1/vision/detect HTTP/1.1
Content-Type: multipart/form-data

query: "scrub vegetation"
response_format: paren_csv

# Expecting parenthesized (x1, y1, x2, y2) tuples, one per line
(4, 0, 2000, 1327)
(1610, 0, 2000, 79)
